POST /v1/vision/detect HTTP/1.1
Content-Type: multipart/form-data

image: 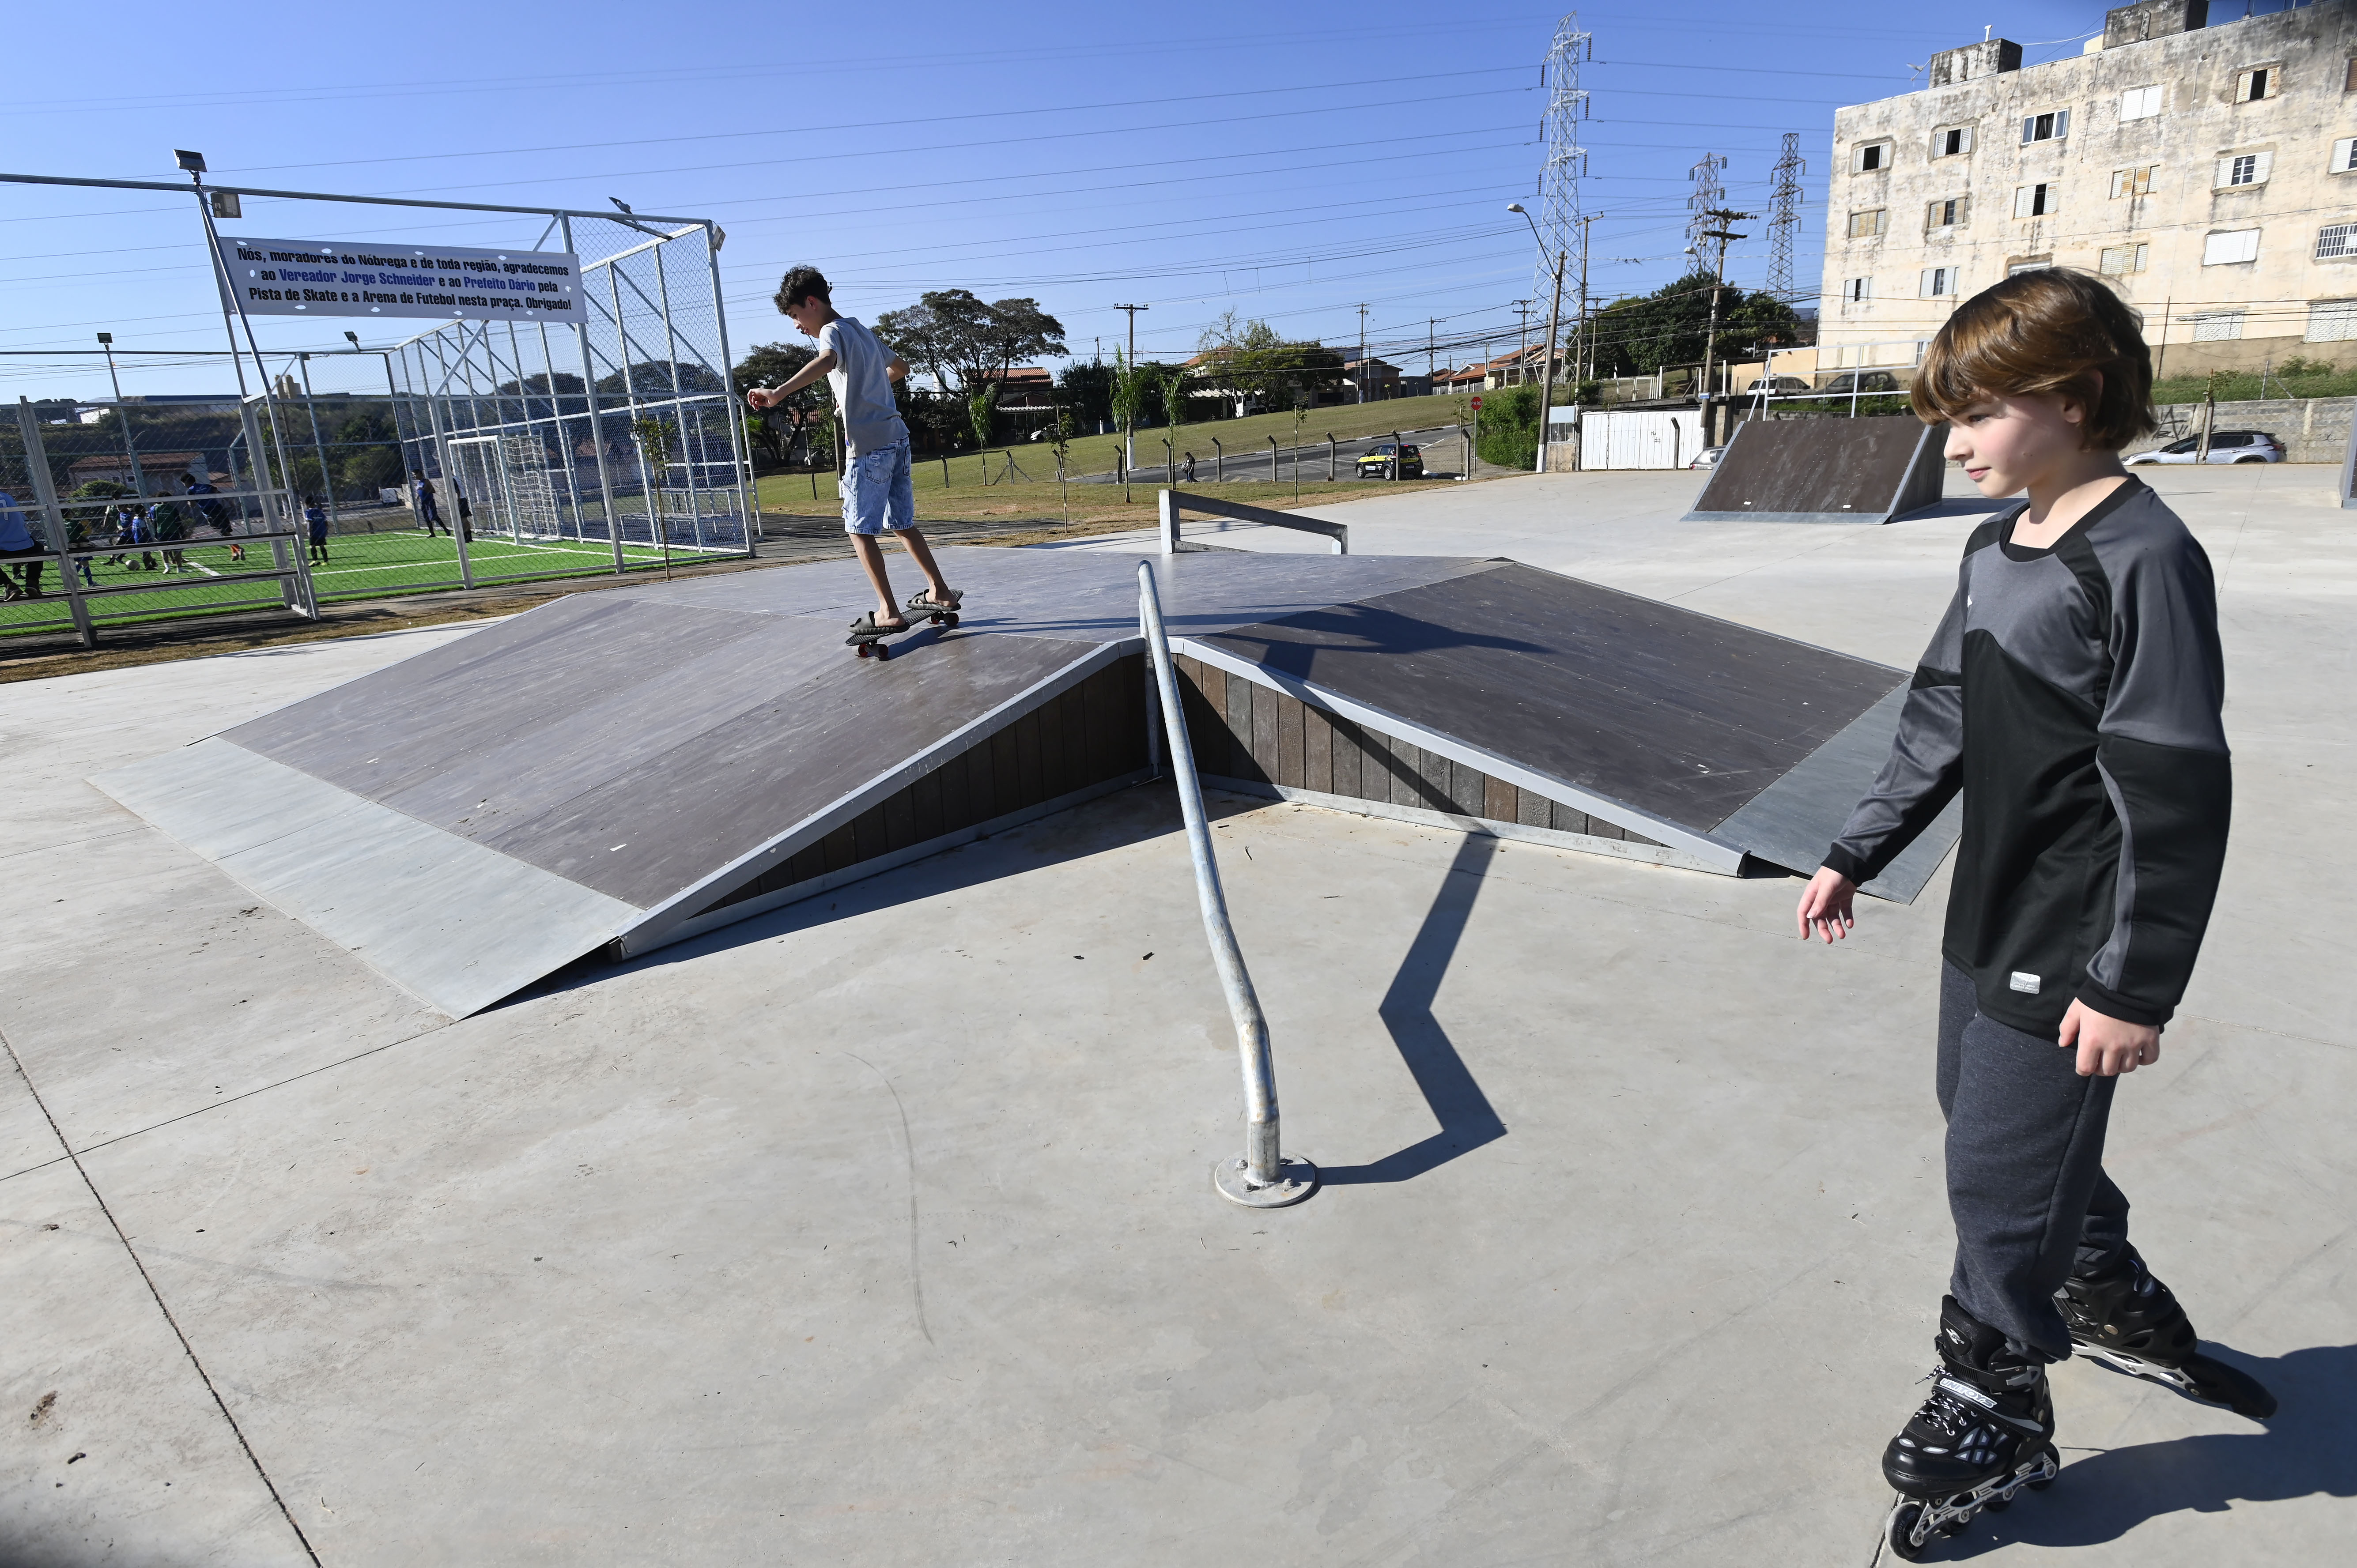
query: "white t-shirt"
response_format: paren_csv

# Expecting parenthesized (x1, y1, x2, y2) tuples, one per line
(820, 316, 908, 457)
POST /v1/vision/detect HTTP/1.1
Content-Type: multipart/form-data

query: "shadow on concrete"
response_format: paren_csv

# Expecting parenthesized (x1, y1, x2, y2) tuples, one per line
(1319, 832, 1507, 1186)
(1892, 497, 2007, 524)
(1934, 1342, 2357, 1557)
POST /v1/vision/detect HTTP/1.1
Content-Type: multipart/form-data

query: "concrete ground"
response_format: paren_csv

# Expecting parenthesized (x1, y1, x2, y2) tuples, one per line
(3, 464, 2350, 1566)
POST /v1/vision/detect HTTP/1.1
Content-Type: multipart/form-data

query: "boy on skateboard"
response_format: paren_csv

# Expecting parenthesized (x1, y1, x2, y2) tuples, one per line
(747, 266, 959, 641)
(1792, 271, 2270, 1560)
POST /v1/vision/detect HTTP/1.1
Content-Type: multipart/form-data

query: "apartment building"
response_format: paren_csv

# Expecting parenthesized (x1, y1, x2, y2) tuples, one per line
(1818, 0, 2357, 380)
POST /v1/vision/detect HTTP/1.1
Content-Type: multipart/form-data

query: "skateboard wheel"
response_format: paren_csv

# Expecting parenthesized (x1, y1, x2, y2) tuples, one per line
(942, 614, 959, 629)
(855, 643, 873, 659)
(873, 642, 891, 660)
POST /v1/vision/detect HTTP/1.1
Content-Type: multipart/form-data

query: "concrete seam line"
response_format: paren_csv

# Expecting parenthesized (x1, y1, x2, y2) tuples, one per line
(0, 1024, 323, 1565)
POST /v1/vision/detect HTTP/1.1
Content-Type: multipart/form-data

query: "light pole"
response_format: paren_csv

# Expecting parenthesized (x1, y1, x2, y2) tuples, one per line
(295, 351, 338, 530)
(1113, 302, 1148, 466)
(1509, 204, 1566, 472)
(95, 332, 145, 495)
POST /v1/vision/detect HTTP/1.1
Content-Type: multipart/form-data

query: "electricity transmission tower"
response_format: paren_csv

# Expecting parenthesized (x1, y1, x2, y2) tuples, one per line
(1685, 154, 1728, 257)
(1767, 133, 1806, 301)
(1534, 14, 1592, 354)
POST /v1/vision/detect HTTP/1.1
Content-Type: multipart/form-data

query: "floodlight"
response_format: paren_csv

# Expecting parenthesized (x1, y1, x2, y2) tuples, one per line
(344, 331, 361, 348)
(1506, 202, 1527, 213)
(174, 149, 206, 173)
(96, 332, 112, 345)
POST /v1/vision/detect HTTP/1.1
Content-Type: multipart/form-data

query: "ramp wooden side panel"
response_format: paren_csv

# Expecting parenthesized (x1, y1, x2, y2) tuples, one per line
(1685, 415, 1945, 523)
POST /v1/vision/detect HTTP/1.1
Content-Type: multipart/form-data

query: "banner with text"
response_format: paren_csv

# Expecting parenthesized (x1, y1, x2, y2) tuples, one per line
(215, 236, 585, 322)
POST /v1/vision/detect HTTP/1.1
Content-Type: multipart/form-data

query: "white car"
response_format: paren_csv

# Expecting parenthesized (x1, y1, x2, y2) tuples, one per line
(1688, 445, 1726, 471)
(2126, 430, 2285, 464)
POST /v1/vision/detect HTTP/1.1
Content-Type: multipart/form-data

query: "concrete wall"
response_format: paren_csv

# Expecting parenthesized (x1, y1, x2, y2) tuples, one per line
(2149, 394, 2354, 460)
(1821, 3, 2357, 373)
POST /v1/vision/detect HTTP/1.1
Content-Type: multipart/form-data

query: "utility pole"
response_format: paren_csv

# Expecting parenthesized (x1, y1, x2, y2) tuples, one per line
(1112, 302, 1148, 465)
(1512, 300, 1532, 386)
(1573, 215, 1595, 393)
(94, 332, 145, 494)
(1428, 318, 1441, 386)
(1356, 302, 1370, 403)
(1697, 208, 1755, 409)
(1537, 252, 1566, 471)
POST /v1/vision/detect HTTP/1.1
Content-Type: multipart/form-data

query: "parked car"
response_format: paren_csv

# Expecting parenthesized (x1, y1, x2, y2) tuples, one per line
(1689, 445, 1726, 470)
(1356, 442, 1424, 479)
(2125, 430, 2285, 464)
(1818, 370, 1902, 395)
(1744, 375, 1811, 396)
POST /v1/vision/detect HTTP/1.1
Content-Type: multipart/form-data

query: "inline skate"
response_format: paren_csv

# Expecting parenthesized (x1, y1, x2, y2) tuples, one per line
(2055, 1246, 2276, 1418)
(1882, 1296, 2059, 1561)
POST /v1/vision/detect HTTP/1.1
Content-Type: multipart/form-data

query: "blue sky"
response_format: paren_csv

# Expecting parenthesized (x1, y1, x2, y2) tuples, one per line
(4, 1, 2172, 400)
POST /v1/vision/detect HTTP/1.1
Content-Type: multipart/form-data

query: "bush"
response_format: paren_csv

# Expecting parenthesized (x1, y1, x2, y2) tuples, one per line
(1476, 384, 1541, 469)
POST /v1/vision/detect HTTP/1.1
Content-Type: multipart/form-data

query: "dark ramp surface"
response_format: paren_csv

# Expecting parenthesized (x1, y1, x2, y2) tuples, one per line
(1684, 415, 1945, 524)
(96, 543, 1957, 1018)
(1197, 564, 1901, 831)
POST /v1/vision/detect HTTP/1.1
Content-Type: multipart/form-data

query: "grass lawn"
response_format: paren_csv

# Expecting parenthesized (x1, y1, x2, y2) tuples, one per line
(0, 529, 733, 638)
(791, 391, 1477, 495)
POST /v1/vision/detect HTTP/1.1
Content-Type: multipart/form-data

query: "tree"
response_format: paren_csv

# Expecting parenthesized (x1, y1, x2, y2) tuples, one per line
(1191, 313, 1342, 415)
(733, 342, 830, 468)
(873, 289, 1065, 392)
(1588, 271, 1803, 378)
(593, 361, 727, 400)
(1475, 384, 1542, 470)
(967, 381, 1000, 450)
(1056, 361, 1115, 430)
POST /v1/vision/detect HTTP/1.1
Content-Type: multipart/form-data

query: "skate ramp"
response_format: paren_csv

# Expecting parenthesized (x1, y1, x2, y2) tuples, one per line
(94, 546, 1956, 1018)
(1684, 414, 1947, 524)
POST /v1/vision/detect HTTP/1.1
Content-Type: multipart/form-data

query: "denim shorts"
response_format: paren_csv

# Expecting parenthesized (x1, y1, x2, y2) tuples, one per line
(842, 437, 916, 535)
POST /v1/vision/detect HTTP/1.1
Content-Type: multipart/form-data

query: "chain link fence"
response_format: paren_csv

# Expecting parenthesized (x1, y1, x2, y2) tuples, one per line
(384, 216, 754, 591)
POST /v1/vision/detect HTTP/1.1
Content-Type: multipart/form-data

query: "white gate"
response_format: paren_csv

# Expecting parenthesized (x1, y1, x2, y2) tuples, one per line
(1579, 410, 1707, 470)
(447, 434, 572, 541)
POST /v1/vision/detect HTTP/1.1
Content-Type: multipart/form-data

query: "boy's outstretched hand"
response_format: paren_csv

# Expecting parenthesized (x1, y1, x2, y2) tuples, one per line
(2059, 1000, 2160, 1077)
(1796, 866, 1857, 943)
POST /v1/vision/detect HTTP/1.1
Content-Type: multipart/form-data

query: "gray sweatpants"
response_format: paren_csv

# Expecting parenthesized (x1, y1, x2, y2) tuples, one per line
(1938, 960, 2132, 1361)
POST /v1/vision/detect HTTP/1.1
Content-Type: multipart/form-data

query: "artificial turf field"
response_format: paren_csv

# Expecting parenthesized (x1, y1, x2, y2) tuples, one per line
(1, 527, 739, 638)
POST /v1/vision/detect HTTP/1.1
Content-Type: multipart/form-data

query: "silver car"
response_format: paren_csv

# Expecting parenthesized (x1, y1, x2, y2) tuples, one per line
(2126, 430, 2285, 464)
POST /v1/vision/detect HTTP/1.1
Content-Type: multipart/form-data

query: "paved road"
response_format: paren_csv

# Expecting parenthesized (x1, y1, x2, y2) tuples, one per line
(1070, 423, 1472, 486)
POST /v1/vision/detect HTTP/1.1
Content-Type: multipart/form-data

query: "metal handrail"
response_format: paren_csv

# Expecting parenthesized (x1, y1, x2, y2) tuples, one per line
(1136, 559, 1316, 1208)
(1157, 489, 1348, 555)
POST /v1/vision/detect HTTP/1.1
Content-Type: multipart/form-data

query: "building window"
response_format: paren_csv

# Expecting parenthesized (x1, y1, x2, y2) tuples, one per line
(2012, 184, 2058, 218)
(1844, 276, 1874, 303)
(2319, 223, 2357, 261)
(2216, 151, 2273, 188)
(2203, 228, 2262, 265)
(2236, 66, 2279, 103)
(1847, 209, 1888, 239)
(1852, 140, 1892, 173)
(1932, 125, 1974, 157)
(2021, 109, 2070, 143)
(2332, 137, 2357, 174)
(2192, 312, 2245, 342)
(1928, 196, 1970, 228)
(1920, 267, 1961, 298)
(2306, 301, 2357, 342)
(2119, 85, 2164, 121)
(2099, 242, 2151, 276)
(2110, 166, 2158, 198)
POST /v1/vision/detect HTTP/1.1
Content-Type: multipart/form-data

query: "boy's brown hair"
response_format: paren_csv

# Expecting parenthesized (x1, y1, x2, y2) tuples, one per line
(1909, 269, 2157, 450)
(774, 265, 831, 313)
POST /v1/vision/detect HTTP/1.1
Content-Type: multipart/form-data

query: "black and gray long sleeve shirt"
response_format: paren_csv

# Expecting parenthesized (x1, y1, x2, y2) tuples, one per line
(1824, 478, 2230, 1036)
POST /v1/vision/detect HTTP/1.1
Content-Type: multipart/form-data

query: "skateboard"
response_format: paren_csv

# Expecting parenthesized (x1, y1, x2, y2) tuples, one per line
(846, 595, 961, 660)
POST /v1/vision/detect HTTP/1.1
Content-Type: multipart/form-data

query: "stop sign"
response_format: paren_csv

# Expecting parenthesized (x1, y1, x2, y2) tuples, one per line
(1470, 396, 1483, 411)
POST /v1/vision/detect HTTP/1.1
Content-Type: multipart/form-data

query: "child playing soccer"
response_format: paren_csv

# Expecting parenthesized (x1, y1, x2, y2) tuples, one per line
(305, 496, 330, 563)
(1791, 271, 2271, 1559)
(746, 266, 959, 637)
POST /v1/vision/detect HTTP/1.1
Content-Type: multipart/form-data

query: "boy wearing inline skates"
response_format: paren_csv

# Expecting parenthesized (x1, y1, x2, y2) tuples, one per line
(746, 266, 959, 640)
(1792, 271, 2272, 1560)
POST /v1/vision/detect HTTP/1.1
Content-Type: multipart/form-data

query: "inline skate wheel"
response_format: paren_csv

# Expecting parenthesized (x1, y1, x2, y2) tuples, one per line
(1885, 1501, 1930, 1562)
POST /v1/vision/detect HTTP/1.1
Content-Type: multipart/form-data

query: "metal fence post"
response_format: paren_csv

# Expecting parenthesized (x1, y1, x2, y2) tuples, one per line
(1212, 437, 1222, 482)
(13, 399, 95, 648)
(564, 217, 627, 573)
(702, 221, 760, 546)
(1136, 559, 1314, 1209)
